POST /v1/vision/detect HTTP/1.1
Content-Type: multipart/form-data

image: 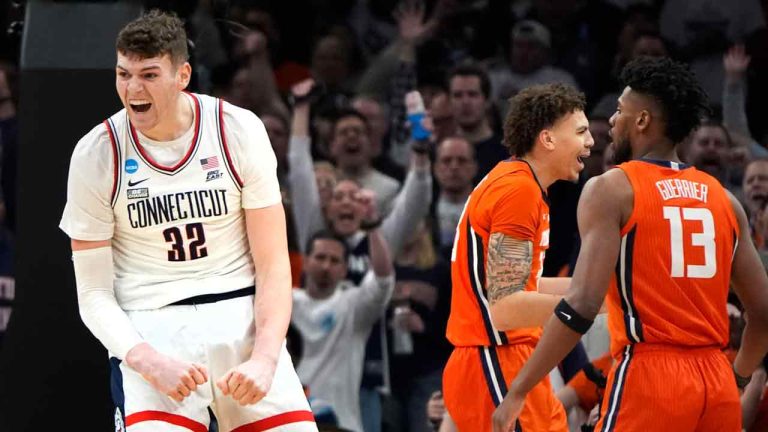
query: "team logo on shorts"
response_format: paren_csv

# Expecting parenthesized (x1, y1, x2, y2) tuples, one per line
(114, 408, 125, 432)
(125, 159, 139, 174)
(206, 170, 223, 182)
(127, 188, 149, 199)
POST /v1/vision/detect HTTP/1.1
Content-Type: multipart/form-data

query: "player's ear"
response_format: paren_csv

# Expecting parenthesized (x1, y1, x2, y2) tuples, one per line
(176, 62, 192, 90)
(539, 129, 556, 151)
(636, 110, 651, 132)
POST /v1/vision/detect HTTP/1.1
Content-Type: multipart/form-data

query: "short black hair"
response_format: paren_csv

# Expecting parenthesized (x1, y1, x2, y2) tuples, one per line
(331, 107, 369, 135)
(620, 57, 710, 143)
(448, 63, 492, 99)
(503, 83, 586, 157)
(117, 10, 189, 65)
(306, 230, 349, 259)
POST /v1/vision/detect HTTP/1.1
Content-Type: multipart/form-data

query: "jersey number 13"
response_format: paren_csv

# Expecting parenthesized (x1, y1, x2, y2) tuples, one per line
(662, 206, 716, 278)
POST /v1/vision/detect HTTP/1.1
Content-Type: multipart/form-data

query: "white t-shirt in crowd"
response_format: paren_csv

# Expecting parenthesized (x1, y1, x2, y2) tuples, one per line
(292, 272, 394, 432)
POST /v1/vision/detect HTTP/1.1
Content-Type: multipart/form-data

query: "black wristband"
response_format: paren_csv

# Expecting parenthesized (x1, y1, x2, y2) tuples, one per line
(361, 218, 383, 231)
(287, 93, 312, 107)
(734, 367, 752, 390)
(411, 139, 431, 154)
(554, 299, 594, 334)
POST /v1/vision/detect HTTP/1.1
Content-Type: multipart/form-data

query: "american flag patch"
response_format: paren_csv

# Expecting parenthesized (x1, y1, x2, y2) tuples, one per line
(200, 156, 219, 170)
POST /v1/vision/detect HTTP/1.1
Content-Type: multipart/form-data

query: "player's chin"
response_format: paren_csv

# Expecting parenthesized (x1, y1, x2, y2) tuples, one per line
(565, 161, 583, 181)
(127, 109, 153, 125)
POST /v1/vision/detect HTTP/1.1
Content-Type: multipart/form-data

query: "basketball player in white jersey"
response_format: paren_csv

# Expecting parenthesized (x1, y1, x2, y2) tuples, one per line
(59, 11, 316, 431)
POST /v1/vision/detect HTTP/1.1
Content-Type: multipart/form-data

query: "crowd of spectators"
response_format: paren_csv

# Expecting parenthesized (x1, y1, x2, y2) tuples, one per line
(3, 0, 768, 431)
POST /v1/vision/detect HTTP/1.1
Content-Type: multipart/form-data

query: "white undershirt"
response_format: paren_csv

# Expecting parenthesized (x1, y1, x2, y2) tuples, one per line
(135, 94, 195, 166)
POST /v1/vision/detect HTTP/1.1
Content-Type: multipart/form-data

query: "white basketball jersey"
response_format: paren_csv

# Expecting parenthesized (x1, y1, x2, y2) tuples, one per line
(61, 93, 281, 310)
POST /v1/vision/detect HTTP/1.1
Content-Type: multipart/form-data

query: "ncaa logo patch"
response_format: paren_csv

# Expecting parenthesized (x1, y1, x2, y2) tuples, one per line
(125, 159, 139, 174)
(114, 407, 125, 432)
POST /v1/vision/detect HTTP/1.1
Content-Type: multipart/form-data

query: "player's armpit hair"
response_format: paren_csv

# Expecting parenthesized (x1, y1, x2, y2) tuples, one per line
(486, 233, 532, 305)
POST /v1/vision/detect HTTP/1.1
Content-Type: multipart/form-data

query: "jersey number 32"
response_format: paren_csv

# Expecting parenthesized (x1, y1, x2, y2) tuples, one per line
(163, 223, 208, 261)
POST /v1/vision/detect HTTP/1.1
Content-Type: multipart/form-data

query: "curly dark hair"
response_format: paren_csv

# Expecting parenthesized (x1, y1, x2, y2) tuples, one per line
(503, 83, 586, 157)
(116, 10, 188, 65)
(620, 56, 710, 143)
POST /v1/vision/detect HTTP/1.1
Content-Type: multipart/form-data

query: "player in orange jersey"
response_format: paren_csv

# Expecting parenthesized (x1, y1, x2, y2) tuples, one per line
(493, 57, 768, 432)
(442, 83, 593, 431)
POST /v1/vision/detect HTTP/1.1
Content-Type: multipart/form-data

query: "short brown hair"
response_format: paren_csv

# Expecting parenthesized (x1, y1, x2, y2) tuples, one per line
(116, 10, 188, 65)
(503, 83, 586, 157)
(448, 63, 491, 99)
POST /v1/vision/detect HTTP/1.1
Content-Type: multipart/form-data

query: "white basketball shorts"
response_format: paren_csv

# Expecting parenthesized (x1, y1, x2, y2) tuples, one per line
(109, 292, 317, 432)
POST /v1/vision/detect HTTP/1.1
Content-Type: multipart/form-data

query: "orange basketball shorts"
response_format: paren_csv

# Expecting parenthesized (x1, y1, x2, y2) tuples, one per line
(443, 343, 567, 432)
(595, 344, 741, 432)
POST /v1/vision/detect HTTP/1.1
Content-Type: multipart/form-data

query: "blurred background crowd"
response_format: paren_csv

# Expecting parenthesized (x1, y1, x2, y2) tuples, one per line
(2, 0, 768, 431)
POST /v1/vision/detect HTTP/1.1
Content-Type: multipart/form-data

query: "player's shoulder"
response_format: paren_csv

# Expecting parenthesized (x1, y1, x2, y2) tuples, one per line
(71, 121, 115, 164)
(470, 166, 544, 221)
(587, 167, 631, 195)
(482, 161, 542, 197)
(580, 168, 633, 216)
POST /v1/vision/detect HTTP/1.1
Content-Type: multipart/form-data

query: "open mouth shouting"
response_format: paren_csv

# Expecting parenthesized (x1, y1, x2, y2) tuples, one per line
(577, 151, 591, 169)
(749, 191, 768, 210)
(337, 210, 356, 223)
(129, 99, 152, 113)
(342, 140, 362, 157)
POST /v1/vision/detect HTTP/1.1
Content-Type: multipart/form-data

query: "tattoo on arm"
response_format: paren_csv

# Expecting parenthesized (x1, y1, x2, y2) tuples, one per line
(486, 232, 533, 305)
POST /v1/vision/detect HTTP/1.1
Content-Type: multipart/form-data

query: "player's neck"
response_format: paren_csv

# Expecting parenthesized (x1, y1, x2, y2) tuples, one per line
(640, 141, 680, 163)
(139, 93, 194, 142)
(519, 156, 556, 190)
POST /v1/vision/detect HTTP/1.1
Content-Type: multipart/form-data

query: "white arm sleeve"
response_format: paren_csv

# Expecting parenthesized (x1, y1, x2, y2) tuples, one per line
(72, 247, 143, 359)
(222, 103, 282, 209)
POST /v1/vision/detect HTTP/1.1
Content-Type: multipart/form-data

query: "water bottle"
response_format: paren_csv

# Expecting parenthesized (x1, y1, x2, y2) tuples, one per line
(405, 91, 431, 154)
(392, 305, 414, 355)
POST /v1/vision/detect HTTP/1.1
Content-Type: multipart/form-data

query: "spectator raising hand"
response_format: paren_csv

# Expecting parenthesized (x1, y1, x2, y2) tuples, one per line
(724, 44, 751, 82)
(395, 0, 438, 46)
(356, 188, 381, 227)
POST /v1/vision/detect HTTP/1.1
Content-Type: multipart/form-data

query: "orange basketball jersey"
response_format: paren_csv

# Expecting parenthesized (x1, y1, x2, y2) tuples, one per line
(606, 159, 739, 357)
(446, 160, 550, 347)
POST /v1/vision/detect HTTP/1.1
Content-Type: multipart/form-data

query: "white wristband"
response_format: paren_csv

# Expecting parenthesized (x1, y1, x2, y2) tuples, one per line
(72, 247, 143, 359)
